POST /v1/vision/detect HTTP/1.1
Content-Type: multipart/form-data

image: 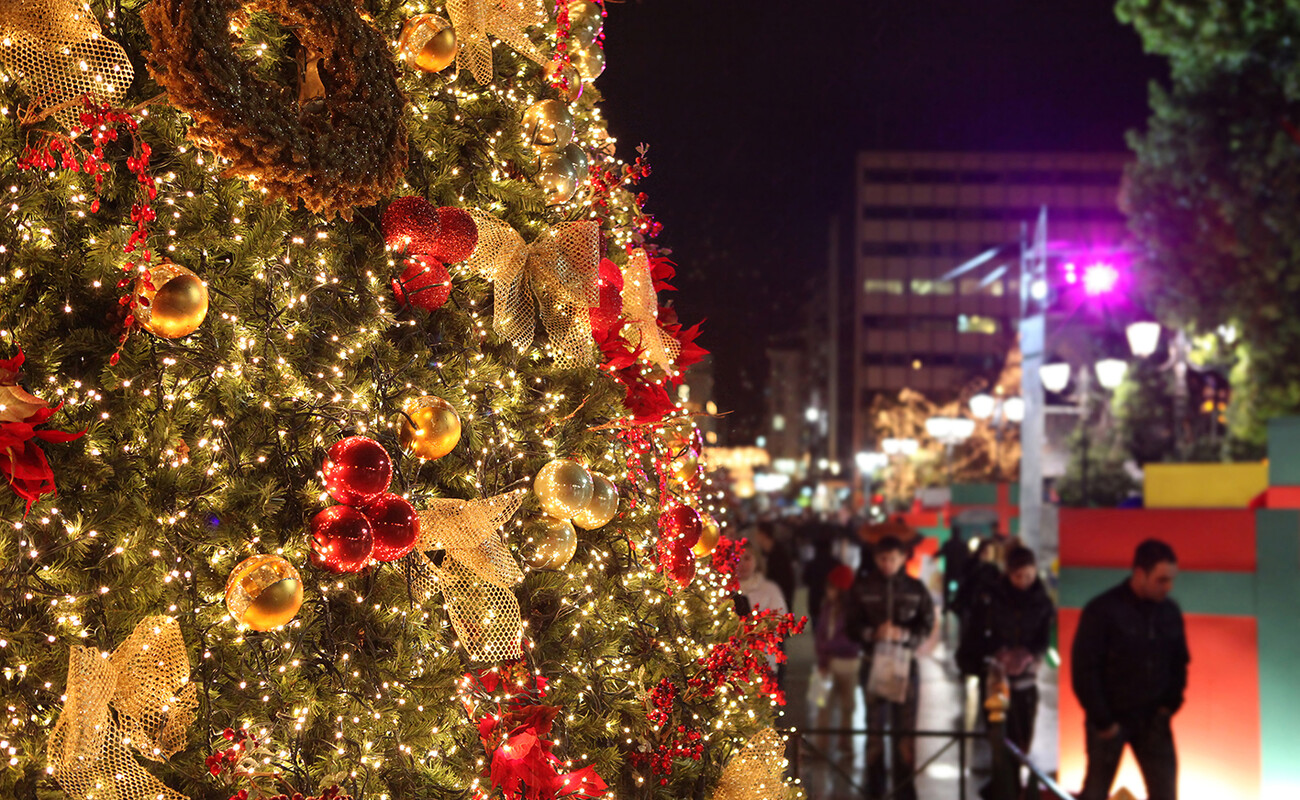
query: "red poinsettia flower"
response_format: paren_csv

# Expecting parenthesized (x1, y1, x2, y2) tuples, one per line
(589, 258, 624, 337)
(0, 350, 85, 514)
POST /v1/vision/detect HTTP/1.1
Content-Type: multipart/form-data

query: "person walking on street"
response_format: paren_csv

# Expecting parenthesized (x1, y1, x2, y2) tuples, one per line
(1072, 539, 1189, 800)
(754, 521, 797, 611)
(848, 536, 936, 800)
(980, 547, 1054, 769)
(813, 563, 863, 758)
(737, 544, 789, 672)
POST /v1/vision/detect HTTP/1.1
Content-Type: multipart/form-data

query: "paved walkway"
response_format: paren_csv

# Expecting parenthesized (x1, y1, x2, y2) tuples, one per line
(778, 592, 1060, 799)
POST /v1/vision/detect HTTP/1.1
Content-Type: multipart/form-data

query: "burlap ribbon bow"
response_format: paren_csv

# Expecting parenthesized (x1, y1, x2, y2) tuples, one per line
(467, 211, 601, 367)
(711, 728, 790, 800)
(407, 490, 527, 662)
(446, 0, 549, 84)
(621, 249, 681, 374)
(48, 616, 196, 800)
(0, 0, 134, 127)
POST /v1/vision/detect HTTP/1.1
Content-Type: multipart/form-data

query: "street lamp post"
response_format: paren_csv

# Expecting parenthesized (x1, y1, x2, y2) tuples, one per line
(925, 416, 976, 484)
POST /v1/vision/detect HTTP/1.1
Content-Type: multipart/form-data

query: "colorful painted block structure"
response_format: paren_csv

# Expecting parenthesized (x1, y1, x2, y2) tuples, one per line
(1057, 418, 1300, 799)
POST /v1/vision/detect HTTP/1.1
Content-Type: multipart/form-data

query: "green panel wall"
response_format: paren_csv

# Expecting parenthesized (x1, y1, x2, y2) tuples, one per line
(1059, 567, 1256, 616)
(1267, 417, 1300, 486)
(1255, 510, 1300, 793)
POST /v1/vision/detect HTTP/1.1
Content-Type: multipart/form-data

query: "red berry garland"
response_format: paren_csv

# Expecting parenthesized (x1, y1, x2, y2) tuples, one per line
(19, 98, 160, 363)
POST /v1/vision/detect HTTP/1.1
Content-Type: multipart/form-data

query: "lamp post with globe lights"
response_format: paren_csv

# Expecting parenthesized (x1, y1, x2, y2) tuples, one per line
(1124, 320, 1196, 459)
(970, 392, 1025, 480)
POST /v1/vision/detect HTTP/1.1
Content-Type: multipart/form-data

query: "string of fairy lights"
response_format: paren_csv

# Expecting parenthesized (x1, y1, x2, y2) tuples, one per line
(0, 2, 784, 797)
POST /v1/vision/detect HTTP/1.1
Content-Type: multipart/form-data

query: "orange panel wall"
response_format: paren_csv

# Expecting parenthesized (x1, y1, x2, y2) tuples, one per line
(1059, 609, 1261, 800)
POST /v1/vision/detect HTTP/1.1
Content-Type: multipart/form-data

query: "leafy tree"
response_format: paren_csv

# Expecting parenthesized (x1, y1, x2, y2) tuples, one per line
(1118, 0, 1300, 444)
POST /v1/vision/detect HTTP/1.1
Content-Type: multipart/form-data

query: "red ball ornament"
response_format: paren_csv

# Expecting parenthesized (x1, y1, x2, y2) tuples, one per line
(392, 256, 452, 311)
(657, 536, 697, 588)
(383, 196, 442, 254)
(669, 548, 697, 588)
(429, 207, 478, 263)
(363, 493, 420, 562)
(658, 503, 702, 550)
(323, 436, 392, 506)
(310, 506, 374, 573)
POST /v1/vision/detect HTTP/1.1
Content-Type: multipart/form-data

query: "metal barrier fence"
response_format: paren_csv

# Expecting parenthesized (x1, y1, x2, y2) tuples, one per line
(782, 726, 986, 800)
(780, 724, 1069, 800)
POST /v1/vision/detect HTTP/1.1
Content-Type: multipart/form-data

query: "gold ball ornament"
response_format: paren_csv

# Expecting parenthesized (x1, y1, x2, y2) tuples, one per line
(522, 99, 574, 150)
(543, 60, 583, 103)
(398, 395, 462, 460)
(564, 142, 589, 179)
(398, 15, 457, 73)
(572, 472, 618, 530)
(136, 260, 209, 338)
(225, 554, 303, 631)
(570, 43, 605, 81)
(519, 514, 578, 570)
(567, 0, 603, 45)
(534, 458, 594, 519)
(536, 150, 579, 205)
(693, 512, 721, 557)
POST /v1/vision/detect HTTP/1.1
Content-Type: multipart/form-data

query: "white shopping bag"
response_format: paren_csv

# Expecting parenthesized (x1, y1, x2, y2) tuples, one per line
(866, 640, 911, 704)
(806, 667, 833, 709)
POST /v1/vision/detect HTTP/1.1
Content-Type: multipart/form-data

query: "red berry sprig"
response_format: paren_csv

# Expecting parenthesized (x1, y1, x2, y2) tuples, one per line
(18, 97, 160, 363)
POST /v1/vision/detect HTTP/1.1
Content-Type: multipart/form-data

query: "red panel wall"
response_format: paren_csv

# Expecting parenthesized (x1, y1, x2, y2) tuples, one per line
(1059, 609, 1261, 799)
(1058, 509, 1256, 571)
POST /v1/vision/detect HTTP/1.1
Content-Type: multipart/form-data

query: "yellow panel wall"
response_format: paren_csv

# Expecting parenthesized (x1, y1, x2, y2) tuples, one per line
(1144, 462, 1268, 508)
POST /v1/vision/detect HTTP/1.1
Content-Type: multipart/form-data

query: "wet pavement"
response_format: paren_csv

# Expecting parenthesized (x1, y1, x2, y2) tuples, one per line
(778, 591, 1061, 800)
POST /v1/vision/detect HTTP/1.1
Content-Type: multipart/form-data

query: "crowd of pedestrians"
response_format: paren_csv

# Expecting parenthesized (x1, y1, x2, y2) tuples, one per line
(730, 507, 1189, 800)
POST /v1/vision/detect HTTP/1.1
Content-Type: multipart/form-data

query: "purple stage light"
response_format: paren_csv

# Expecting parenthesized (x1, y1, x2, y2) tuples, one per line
(1082, 262, 1119, 295)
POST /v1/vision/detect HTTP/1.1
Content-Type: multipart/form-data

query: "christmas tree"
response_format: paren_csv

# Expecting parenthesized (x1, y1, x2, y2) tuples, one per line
(0, 2, 801, 799)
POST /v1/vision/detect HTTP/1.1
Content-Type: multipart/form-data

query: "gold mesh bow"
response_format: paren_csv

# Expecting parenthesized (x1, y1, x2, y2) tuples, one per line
(621, 249, 681, 373)
(445, 0, 549, 84)
(0, 0, 134, 128)
(712, 728, 790, 800)
(467, 211, 601, 367)
(47, 616, 196, 800)
(407, 490, 527, 661)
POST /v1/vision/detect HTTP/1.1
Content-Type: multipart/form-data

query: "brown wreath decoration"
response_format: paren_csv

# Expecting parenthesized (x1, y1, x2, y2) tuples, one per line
(140, 0, 408, 219)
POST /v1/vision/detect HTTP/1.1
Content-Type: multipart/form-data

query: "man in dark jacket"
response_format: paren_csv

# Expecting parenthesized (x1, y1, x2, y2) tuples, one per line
(980, 546, 1054, 755)
(847, 536, 936, 800)
(1072, 539, 1189, 800)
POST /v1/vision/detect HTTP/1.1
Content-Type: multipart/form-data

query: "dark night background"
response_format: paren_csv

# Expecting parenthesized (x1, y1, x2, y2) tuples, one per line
(597, 0, 1166, 441)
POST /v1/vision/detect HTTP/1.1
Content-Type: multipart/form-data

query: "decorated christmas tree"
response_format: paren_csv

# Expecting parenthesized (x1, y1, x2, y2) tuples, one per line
(0, 2, 802, 799)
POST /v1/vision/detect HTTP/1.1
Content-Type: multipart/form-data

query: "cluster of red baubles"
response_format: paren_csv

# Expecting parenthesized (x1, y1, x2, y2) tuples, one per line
(382, 197, 479, 312)
(311, 436, 419, 573)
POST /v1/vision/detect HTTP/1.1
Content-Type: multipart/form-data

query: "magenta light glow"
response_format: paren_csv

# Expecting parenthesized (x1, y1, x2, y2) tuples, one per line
(1082, 262, 1120, 295)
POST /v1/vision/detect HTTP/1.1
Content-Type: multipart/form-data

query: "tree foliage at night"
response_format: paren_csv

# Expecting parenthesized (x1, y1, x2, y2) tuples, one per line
(1118, 0, 1300, 442)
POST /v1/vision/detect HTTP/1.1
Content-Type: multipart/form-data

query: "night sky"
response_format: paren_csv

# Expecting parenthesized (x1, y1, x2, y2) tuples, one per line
(597, 0, 1166, 441)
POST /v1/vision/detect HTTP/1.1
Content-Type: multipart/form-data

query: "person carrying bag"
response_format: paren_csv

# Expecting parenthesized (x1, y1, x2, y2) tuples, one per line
(848, 536, 936, 800)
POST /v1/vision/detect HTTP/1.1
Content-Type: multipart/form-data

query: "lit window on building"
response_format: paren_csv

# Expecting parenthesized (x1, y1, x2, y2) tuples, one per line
(864, 279, 904, 294)
(957, 314, 1001, 334)
(959, 278, 983, 295)
(773, 414, 786, 431)
(984, 280, 1004, 296)
(910, 279, 955, 296)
